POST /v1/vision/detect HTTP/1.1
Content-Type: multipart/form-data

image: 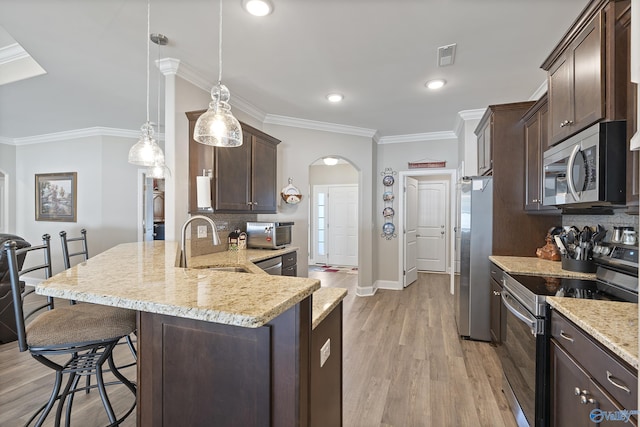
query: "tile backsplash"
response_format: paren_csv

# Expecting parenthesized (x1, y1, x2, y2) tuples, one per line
(562, 209, 639, 243)
(189, 213, 257, 257)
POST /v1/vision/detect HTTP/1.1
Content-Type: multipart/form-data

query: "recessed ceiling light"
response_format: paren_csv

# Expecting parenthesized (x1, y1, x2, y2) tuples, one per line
(323, 157, 339, 166)
(243, 0, 273, 16)
(326, 93, 344, 103)
(425, 79, 446, 90)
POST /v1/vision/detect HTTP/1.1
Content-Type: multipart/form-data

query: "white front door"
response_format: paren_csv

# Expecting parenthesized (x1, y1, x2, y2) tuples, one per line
(417, 180, 448, 272)
(327, 185, 358, 266)
(404, 177, 418, 287)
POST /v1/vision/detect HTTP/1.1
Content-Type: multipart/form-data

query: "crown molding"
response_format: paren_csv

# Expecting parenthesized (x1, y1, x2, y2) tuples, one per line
(0, 43, 28, 65)
(529, 79, 548, 101)
(453, 108, 485, 137)
(264, 114, 377, 138)
(5, 127, 166, 146)
(156, 57, 181, 76)
(377, 131, 458, 145)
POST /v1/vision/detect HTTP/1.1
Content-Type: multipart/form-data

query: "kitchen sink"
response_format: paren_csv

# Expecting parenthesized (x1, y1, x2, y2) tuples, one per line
(206, 266, 250, 273)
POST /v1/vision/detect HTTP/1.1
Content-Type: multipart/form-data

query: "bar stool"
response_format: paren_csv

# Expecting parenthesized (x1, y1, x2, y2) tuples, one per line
(60, 230, 137, 361)
(4, 235, 136, 426)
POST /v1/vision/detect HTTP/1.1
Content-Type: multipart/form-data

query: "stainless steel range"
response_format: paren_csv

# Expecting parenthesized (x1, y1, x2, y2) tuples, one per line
(498, 242, 638, 427)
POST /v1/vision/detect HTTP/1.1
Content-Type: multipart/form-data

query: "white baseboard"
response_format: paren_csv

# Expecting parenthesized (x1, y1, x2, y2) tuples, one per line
(374, 280, 402, 291)
(355, 285, 376, 297)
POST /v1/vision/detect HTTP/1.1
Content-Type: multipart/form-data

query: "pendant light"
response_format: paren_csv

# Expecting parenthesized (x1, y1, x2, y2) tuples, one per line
(193, 0, 243, 147)
(128, 0, 167, 166)
(146, 32, 172, 179)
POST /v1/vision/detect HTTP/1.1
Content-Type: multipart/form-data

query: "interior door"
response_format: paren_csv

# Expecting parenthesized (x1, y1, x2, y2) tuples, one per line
(327, 185, 358, 266)
(404, 177, 418, 287)
(417, 180, 448, 272)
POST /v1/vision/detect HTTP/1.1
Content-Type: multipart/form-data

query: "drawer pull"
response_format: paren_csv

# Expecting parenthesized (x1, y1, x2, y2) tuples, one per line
(559, 330, 574, 342)
(606, 371, 631, 394)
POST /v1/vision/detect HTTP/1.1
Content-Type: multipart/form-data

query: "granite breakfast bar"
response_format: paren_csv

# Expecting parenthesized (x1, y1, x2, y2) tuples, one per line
(35, 241, 343, 427)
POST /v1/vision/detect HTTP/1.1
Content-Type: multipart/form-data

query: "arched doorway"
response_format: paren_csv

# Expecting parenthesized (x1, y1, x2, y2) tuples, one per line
(308, 157, 359, 270)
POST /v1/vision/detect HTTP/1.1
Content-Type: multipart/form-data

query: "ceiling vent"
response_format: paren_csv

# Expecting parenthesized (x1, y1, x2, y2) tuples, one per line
(437, 43, 457, 67)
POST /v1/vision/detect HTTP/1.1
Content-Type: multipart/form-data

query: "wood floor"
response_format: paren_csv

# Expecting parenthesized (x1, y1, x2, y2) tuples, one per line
(0, 272, 516, 427)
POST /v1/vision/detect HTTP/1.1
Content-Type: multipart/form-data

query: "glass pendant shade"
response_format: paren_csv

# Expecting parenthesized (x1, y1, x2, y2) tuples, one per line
(194, 83, 243, 147)
(128, 122, 165, 166)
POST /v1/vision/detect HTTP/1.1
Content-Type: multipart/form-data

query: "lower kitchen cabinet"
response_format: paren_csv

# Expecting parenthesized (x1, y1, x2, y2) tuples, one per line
(282, 251, 297, 277)
(310, 300, 343, 427)
(550, 310, 638, 426)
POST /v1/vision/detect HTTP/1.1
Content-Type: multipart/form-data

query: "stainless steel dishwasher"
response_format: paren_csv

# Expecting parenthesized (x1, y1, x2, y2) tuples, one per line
(255, 256, 282, 275)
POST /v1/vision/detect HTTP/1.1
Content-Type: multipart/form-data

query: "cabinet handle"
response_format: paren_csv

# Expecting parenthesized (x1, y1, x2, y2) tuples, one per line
(559, 330, 574, 342)
(493, 290, 501, 296)
(606, 371, 631, 394)
(574, 387, 581, 396)
(531, 199, 539, 203)
(580, 395, 597, 405)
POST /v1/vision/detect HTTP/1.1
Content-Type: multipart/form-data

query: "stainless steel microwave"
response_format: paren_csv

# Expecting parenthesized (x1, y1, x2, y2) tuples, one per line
(246, 222, 293, 249)
(542, 121, 626, 207)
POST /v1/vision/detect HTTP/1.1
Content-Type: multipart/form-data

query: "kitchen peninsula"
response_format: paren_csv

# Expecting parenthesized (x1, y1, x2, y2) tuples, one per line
(35, 241, 343, 427)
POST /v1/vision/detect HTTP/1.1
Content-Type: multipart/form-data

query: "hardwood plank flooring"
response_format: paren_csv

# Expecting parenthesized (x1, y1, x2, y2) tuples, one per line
(0, 272, 516, 426)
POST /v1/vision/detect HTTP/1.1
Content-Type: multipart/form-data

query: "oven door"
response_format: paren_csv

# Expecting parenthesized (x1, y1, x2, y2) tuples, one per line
(500, 289, 546, 427)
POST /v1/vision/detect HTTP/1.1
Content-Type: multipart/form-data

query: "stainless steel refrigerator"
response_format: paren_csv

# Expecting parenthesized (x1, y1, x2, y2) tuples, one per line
(455, 176, 492, 341)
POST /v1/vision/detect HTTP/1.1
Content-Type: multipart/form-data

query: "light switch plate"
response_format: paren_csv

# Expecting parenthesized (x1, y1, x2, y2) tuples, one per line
(320, 338, 330, 367)
(197, 225, 207, 238)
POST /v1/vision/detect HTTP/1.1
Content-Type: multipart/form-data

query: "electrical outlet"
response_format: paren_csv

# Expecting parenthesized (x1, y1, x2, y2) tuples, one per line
(197, 225, 207, 238)
(216, 221, 229, 231)
(320, 338, 330, 367)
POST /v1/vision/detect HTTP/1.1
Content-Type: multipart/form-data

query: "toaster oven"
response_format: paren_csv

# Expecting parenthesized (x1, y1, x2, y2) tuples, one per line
(246, 222, 293, 249)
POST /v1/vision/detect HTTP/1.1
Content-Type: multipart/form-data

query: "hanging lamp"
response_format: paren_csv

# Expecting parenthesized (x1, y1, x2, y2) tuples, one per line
(128, 0, 167, 166)
(145, 32, 172, 179)
(193, 0, 243, 147)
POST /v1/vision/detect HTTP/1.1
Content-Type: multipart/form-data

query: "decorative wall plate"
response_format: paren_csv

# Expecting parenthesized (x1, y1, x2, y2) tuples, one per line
(383, 191, 394, 202)
(382, 175, 395, 186)
(383, 207, 394, 218)
(382, 222, 395, 235)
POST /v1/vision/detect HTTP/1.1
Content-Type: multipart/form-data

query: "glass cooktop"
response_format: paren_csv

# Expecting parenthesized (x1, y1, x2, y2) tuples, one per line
(507, 274, 622, 301)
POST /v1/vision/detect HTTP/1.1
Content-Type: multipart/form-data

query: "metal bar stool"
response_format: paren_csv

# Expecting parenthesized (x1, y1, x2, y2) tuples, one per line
(60, 230, 138, 361)
(5, 235, 136, 426)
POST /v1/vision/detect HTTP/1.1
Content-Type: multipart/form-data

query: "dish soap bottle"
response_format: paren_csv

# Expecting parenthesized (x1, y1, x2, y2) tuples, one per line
(228, 228, 240, 251)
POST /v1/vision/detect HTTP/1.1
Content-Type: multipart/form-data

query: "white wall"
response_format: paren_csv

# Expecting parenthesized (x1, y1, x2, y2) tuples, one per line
(375, 138, 459, 283)
(260, 123, 375, 293)
(0, 143, 16, 231)
(459, 117, 481, 177)
(309, 163, 358, 185)
(14, 135, 138, 275)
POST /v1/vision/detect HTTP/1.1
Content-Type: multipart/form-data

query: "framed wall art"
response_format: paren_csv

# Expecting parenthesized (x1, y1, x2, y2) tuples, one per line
(35, 172, 77, 222)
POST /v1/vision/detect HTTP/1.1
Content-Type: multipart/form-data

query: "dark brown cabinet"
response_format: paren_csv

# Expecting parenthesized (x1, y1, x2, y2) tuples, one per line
(214, 126, 279, 213)
(310, 300, 343, 427)
(523, 94, 559, 213)
(541, 0, 630, 146)
(475, 102, 560, 256)
(138, 299, 312, 427)
(187, 111, 280, 213)
(282, 251, 297, 277)
(550, 310, 638, 426)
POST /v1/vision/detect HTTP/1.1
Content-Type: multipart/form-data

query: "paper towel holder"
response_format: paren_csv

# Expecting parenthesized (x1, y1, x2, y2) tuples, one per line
(197, 169, 213, 211)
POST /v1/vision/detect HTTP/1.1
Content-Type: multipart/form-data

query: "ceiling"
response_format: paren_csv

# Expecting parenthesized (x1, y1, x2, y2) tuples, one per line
(0, 0, 590, 141)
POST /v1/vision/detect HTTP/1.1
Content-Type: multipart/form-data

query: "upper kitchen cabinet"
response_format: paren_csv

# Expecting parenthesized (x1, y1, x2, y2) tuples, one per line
(187, 111, 280, 213)
(523, 94, 559, 213)
(475, 101, 559, 256)
(541, 0, 630, 146)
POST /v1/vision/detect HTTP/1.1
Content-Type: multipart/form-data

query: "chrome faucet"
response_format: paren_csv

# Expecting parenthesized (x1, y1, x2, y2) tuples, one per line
(180, 215, 221, 268)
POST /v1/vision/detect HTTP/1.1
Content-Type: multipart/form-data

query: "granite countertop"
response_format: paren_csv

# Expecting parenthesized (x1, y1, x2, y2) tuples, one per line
(489, 255, 597, 279)
(36, 241, 321, 328)
(312, 287, 347, 330)
(547, 297, 638, 370)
